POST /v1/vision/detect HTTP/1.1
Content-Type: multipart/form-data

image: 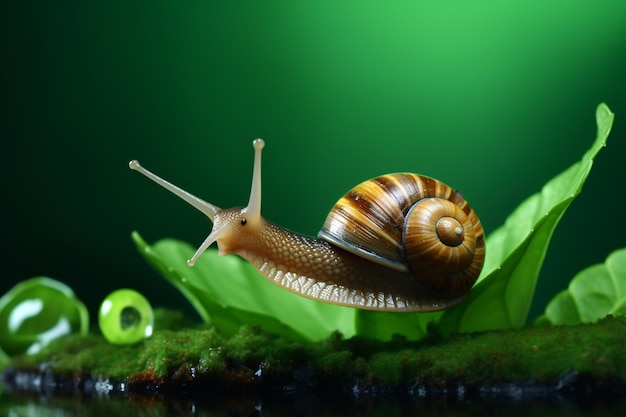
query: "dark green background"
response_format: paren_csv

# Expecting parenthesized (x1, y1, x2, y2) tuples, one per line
(2, 2, 625, 323)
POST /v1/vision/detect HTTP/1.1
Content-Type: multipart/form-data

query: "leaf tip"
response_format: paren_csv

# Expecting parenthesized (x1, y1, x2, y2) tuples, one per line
(595, 102, 615, 141)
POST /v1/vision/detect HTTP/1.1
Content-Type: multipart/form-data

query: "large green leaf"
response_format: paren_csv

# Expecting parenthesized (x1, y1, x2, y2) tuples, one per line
(132, 232, 356, 341)
(538, 248, 626, 325)
(133, 104, 613, 342)
(356, 103, 614, 339)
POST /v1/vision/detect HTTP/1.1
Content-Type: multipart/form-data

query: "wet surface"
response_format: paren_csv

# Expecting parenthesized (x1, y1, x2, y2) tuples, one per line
(2, 387, 626, 417)
(3, 366, 626, 416)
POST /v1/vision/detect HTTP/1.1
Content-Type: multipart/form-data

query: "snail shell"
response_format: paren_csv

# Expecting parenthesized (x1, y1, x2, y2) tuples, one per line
(318, 174, 485, 297)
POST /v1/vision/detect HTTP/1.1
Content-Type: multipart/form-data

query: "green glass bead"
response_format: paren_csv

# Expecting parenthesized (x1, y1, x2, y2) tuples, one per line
(99, 289, 154, 345)
(0, 277, 89, 356)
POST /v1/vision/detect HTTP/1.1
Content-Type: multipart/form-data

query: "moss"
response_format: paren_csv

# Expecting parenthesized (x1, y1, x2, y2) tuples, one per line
(4, 310, 626, 397)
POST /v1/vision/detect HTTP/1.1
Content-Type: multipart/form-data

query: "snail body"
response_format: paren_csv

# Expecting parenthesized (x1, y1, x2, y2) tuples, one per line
(130, 139, 485, 312)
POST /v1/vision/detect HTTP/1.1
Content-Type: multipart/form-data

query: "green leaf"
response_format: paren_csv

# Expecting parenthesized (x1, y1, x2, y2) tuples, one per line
(133, 104, 613, 342)
(356, 103, 614, 339)
(132, 232, 356, 341)
(538, 248, 626, 325)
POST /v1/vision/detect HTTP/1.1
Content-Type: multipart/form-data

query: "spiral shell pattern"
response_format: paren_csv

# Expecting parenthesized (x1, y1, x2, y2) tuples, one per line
(318, 174, 485, 297)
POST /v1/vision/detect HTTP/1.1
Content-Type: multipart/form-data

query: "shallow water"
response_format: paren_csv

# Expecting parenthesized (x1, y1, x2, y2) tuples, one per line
(2, 389, 626, 417)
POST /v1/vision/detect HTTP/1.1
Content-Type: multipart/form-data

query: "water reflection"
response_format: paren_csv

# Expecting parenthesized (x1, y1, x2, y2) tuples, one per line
(2, 389, 626, 417)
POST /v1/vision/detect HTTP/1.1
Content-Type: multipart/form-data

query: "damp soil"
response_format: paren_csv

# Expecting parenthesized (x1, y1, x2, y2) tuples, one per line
(2, 310, 626, 408)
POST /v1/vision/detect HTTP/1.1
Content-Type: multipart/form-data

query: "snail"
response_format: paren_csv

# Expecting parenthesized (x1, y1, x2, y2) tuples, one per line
(129, 139, 485, 312)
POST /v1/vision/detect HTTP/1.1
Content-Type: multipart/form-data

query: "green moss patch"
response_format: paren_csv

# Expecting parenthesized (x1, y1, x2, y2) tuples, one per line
(3, 311, 626, 399)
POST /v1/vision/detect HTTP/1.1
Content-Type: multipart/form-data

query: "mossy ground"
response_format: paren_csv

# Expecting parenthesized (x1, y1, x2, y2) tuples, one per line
(3, 310, 626, 398)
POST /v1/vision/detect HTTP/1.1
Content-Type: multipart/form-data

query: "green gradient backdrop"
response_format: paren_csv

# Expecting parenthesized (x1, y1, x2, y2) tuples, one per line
(2, 2, 626, 323)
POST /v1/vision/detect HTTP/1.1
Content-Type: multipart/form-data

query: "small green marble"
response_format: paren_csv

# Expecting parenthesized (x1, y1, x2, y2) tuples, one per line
(98, 289, 154, 345)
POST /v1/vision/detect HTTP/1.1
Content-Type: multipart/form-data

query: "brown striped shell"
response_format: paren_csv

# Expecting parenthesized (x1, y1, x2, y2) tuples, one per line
(318, 174, 485, 297)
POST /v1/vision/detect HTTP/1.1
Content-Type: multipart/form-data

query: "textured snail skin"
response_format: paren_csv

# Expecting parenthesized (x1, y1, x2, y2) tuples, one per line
(130, 139, 485, 312)
(235, 218, 468, 311)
